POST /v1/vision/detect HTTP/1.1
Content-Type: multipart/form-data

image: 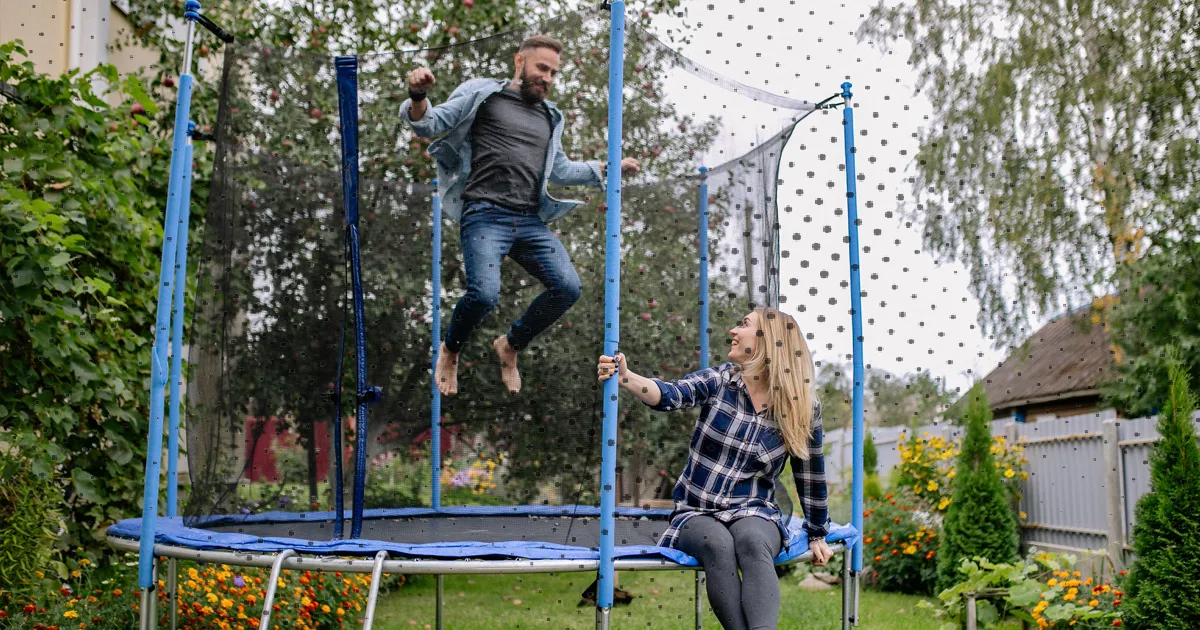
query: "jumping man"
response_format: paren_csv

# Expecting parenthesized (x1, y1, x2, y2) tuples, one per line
(401, 34, 639, 396)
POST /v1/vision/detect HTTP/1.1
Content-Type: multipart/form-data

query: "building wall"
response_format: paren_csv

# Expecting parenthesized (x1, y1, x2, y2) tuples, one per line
(1, 0, 71, 73)
(107, 2, 157, 79)
(1, 0, 156, 92)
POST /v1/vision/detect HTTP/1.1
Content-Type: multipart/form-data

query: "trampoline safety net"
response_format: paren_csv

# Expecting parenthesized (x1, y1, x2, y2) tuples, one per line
(181, 7, 836, 551)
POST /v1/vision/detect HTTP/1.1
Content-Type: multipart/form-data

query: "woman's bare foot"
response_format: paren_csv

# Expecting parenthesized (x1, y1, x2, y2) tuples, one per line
(493, 335, 521, 394)
(436, 343, 458, 396)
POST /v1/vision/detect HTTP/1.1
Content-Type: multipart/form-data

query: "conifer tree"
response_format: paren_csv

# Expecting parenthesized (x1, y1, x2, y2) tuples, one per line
(1122, 351, 1200, 630)
(936, 385, 1018, 593)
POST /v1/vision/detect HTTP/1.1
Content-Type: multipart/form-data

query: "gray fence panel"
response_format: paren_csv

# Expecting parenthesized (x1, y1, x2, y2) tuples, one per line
(824, 410, 1198, 567)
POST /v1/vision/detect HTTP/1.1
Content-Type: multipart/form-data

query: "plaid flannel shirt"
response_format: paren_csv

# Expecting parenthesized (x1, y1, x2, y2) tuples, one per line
(648, 362, 829, 550)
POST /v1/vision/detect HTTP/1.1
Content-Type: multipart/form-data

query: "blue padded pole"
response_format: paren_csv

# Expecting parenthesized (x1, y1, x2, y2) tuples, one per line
(697, 166, 710, 370)
(336, 55, 373, 538)
(840, 82, 865, 575)
(431, 180, 442, 509)
(138, 7, 197, 590)
(598, 2, 625, 624)
(165, 138, 195, 518)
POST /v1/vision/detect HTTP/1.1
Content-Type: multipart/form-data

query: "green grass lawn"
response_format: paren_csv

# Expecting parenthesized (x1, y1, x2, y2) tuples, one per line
(371, 570, 953, 630)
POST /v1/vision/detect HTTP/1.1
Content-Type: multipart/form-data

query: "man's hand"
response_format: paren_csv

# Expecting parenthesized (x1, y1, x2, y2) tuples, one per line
(406, 67, 435, 121)
(600, 157, 640, 178)
(407, 67, 436, 93)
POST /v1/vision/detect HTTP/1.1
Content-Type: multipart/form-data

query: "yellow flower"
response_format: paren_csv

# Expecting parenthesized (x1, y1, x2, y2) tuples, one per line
(1088, 599, 1099, 607)
(34, 571, 45, 579)
(1004, 469, 1015, 478)
(79, 559, 90, 566)
(188, 568, 200, 580)
(207, 593, 219, 604)
(937, 497, 952, 510)
(322, 604, 331, 613)
(1048, 579, 1058, 587)
(1020, 512, 1028, 519)
(903, 544, 918, 555)
(926, 480, 938, 492)
(71, 569, 81, 578)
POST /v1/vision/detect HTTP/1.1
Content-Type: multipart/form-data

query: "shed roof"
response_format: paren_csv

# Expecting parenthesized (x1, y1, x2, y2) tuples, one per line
(983, 309, 1116, 412)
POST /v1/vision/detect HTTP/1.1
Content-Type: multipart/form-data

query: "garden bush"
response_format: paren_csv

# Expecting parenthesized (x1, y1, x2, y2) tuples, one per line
(925, 550, 1123, 629)
(936, 386, 1018, 593)
(862, 490, 939, 596)
(1122, 353, 1200, 630)
(0, 550, 394, 629)
(1, 41, 187, 557)
(894, 428, 1027, 517)
(0, 453, 63, 597)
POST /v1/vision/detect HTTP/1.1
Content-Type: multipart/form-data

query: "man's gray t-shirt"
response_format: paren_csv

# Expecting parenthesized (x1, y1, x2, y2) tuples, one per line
(462, 86, 553, 213)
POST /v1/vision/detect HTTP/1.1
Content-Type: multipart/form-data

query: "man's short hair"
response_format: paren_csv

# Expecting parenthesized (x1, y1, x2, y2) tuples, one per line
(519, 34, 563, 56)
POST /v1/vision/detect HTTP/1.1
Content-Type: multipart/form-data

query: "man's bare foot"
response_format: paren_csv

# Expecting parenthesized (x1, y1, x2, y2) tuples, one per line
(436, 343, 459, 396)
(493, 335, 521, 394)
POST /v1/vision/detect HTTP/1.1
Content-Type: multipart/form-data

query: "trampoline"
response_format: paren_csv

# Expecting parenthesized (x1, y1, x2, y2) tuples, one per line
(113, 2, 869, 629)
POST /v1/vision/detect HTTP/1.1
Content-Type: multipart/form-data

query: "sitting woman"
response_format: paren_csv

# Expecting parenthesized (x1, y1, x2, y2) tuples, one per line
(597, 306, 832, 630)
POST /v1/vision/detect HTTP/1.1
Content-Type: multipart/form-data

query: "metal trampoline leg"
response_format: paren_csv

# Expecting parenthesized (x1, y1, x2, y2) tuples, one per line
(841, 548, 853, 630)
(140, 559, 158, 630)
(362, 551, 389, 630)
(596, 606, 611, 630)
(695, 570, 705, 630)
(436, 574, 445, 630)
(258, 549, 297, 630)
(168, 558, 178, 630)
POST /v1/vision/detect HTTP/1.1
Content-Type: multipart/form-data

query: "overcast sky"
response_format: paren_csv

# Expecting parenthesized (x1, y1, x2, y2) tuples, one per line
(646, 0, 1025, 394)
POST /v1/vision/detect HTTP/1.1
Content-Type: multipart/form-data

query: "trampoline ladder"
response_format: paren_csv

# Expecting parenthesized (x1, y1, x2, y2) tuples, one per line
(362, 551, 389, 630)
(694, 570, 705, 629)
(258, 549, 297, 630)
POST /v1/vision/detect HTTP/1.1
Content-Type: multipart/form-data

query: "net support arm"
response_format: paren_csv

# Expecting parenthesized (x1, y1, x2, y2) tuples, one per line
(698, 166, 710, 370)
(335, 55, 380, 539)
(431, 180, 443, 509)
(841, 81, 864, 626)
(598, 2, 626, 628)
(137, 0, 200, 600)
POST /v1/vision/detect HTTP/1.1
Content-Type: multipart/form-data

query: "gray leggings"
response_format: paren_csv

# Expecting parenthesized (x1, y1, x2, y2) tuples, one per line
(676, 515, 783, 630)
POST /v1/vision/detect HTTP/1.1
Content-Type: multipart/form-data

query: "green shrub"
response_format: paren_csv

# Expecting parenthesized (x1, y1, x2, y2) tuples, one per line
(1122, 352, 1200, 630)
(935, 385, 1018, 593)
(0, 453, 62, 596)
(1, 41, 185, 556)
(927, 550, 1122, 629)
(861, 489, 939, 596)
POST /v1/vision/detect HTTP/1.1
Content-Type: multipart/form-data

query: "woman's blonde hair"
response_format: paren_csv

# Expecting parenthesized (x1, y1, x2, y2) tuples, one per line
(739, 307, 818, 459)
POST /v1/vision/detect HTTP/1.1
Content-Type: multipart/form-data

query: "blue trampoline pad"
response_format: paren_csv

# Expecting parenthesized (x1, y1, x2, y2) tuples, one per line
(107, 506, 859, 567)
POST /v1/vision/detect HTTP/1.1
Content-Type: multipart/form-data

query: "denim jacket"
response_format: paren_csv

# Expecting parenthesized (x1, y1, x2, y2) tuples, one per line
(399, 78, 605, 224)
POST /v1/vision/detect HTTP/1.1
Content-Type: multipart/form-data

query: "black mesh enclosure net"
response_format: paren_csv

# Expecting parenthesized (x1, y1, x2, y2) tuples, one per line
(180, 7, 842, 549)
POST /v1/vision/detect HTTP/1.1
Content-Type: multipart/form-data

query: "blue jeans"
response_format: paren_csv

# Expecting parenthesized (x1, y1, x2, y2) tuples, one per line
(444, 201, 582, 353)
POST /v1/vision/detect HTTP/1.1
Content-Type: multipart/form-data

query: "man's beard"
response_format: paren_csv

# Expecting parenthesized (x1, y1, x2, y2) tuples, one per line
(517, 70, 548, 103)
